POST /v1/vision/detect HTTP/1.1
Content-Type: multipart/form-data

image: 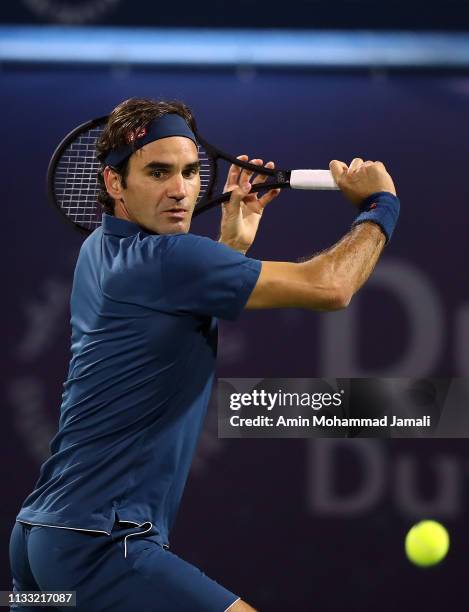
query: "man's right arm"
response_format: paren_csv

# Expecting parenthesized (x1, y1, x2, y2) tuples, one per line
(246, 157, 398, 312)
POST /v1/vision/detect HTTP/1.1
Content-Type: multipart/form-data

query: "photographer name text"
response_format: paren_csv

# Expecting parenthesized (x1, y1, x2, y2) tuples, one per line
(229, 415, 431, 428)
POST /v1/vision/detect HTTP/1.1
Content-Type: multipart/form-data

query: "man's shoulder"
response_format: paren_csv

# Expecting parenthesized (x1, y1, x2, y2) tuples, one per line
(161, 232, 215, 248)
(79, 225, 103, 252)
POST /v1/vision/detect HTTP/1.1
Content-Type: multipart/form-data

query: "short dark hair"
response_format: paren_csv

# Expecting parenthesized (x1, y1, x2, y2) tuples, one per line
(96, 98, 197, 215)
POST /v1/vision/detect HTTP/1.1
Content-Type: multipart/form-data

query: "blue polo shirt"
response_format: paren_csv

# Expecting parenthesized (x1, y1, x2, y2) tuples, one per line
(17, 214, 261, 546)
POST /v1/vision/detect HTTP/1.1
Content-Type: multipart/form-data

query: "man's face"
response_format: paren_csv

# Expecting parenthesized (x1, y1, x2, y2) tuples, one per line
(111, 136, 200, 235)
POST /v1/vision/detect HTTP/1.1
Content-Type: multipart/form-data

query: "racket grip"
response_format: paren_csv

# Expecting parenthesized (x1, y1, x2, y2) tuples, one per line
(290, 170, 338, 190)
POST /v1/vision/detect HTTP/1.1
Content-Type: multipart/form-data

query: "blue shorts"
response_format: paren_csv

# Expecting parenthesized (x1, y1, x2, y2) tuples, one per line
(9, 521, 239, 612)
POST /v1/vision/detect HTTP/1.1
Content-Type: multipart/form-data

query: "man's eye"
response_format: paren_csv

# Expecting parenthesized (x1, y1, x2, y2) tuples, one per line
(183, 168, 199, 178)
(151, 170, 165, 179)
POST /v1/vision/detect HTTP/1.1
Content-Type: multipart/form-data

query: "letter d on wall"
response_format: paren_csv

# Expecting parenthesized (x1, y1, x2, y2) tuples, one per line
(319, 259, 444, 376)
(308, 439, 385, 515)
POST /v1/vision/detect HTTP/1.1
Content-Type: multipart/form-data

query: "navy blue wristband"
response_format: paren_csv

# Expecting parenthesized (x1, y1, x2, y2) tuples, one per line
(352, 191, 400, 243)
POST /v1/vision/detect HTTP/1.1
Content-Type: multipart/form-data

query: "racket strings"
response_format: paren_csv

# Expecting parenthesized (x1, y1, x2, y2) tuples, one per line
(54, 127, 104, 231)
(195, 144, 212, 202)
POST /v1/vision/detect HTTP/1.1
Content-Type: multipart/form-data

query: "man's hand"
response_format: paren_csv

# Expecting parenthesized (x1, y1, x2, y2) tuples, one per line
(218, 156, 280, 254)
(329, 157, 396, 206)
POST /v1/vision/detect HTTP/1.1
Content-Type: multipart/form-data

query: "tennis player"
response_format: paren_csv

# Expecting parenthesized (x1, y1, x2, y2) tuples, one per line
(9, 98, 399, 612)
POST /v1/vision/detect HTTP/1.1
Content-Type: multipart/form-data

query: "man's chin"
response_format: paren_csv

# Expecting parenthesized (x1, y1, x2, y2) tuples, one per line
(158, 219, 191, 235)
(163, 226, 190, 235)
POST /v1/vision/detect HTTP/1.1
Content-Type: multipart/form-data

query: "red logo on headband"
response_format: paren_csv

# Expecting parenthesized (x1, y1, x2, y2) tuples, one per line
(125, 126, 147, 144)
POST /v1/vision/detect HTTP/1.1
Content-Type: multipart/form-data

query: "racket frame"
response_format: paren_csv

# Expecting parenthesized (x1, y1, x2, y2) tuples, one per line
(47, 116, 110, 235)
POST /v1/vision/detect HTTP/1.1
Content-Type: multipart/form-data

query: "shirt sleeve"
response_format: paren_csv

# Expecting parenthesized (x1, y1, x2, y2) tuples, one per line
(101, 232, 262, 321)
(160, 234, 262, 320)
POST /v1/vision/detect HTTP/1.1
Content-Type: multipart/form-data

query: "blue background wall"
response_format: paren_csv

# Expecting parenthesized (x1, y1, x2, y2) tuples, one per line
(3, 62, 469, 610)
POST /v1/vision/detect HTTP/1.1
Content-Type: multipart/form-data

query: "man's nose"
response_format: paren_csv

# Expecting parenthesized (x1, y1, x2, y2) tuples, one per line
(166, 173, 186, 200)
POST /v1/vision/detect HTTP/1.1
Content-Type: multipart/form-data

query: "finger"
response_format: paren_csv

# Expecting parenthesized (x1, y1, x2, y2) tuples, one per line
(225, 155, 248, 190)
(348, 158, 364, 173)
(252, 160, 275, 186)
(257, 187, 281, 210)
(223, 182, 251, 214)
(239, 158, 263, 185)
(353, 160, 374, 174)
(329, 160, 348, 183)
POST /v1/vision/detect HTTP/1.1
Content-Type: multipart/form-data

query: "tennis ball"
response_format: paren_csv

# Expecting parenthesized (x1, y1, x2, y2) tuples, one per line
(405, 520, 449, 567)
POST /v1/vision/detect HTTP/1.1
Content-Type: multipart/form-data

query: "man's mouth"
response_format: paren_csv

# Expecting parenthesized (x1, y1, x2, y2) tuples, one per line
(163, 208, 188, 220)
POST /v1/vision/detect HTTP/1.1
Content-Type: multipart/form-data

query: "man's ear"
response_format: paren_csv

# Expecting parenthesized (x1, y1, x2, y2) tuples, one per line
(103, 166, 124, 200)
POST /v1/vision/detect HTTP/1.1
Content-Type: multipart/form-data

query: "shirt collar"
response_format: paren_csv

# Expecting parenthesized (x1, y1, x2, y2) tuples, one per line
(102, 213, 148, 237)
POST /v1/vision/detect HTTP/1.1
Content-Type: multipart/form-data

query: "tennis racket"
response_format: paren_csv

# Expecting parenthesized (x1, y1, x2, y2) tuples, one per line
(47, 116, 338, 235)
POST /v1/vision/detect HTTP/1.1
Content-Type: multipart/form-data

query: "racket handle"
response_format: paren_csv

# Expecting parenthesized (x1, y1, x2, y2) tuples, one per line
(290, 169, 338, 190)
